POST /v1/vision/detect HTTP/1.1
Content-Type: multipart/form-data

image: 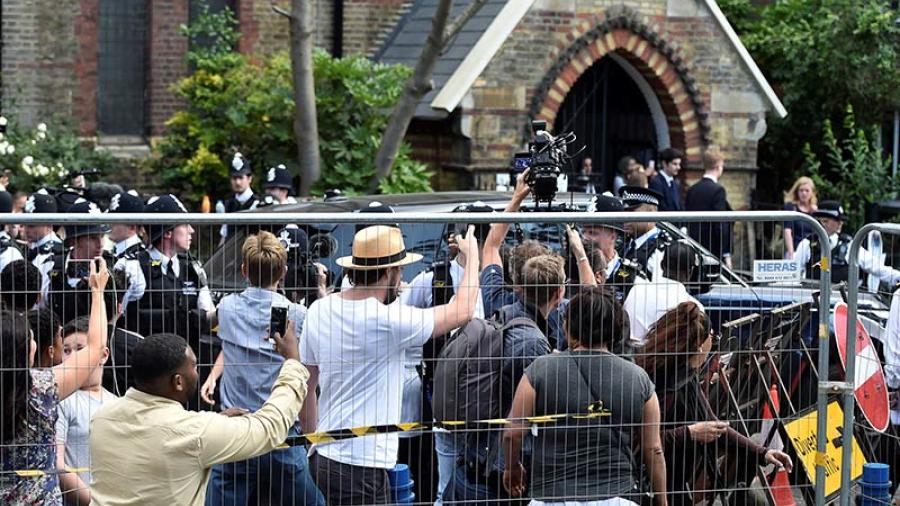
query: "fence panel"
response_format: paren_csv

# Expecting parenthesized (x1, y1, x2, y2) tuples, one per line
(0, 209, 834, 506)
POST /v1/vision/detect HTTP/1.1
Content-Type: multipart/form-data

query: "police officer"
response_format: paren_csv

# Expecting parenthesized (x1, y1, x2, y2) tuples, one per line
(107, 190, 146, 259)
(582, 194, 645, 300)
(794, 200, 900, 285)
(23, 190, 64, 307)
(47, 199, 114, 323)
(123, 194, 214, 341)
(262, 164, 298, 205)
(0, 191, 24, 273)
(619, 185, 672, 281)
(216, 152, 260, 244)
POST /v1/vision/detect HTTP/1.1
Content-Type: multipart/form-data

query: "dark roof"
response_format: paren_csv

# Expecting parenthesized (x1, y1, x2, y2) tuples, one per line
(374, 0, 507, 120)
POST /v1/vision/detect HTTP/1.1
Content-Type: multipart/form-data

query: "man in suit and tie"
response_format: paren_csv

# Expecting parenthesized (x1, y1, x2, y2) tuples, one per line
(686, 148, 733, 268)
(649, 148, 683, 211)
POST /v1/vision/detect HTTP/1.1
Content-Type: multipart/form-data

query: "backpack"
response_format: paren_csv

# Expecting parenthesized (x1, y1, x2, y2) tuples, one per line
(431, 311, 540, 444)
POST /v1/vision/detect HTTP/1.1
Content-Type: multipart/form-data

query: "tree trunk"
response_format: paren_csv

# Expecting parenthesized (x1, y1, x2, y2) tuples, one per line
(289, 0, 320, 196)
(369, 0, 454, 192)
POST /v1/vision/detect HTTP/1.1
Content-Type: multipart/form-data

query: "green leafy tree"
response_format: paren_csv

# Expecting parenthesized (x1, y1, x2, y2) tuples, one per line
(155, 7, 430, 203)
(804, 105, 897, 232)
(720, 0, 900, 200)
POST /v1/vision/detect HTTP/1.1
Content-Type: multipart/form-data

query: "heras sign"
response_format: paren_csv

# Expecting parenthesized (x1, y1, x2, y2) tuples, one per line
(753, 260, 802, 283)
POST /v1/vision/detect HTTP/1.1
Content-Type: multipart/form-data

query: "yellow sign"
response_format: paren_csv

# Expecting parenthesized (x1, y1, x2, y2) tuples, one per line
(784, 401, 866, 497)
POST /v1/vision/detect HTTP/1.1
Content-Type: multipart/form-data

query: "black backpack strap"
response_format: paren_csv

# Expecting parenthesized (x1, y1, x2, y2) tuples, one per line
(431, 260, 453, 307)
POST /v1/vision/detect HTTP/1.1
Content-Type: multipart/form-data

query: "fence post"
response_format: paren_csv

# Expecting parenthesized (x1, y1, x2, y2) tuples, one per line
(844, 223, 900, 506)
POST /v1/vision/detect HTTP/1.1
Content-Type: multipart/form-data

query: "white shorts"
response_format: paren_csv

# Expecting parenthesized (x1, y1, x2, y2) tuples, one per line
(530, 498, 640, 506)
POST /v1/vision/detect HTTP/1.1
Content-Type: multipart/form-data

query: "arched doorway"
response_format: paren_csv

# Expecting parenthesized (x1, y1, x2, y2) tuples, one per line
(553, 55, 668, 192)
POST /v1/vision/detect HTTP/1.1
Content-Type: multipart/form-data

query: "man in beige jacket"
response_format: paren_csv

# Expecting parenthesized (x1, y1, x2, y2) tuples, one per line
(90, 326, 311, 506)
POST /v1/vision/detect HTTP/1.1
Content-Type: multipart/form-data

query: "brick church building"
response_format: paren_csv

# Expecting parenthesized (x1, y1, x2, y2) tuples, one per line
(1, 0, 785, 206)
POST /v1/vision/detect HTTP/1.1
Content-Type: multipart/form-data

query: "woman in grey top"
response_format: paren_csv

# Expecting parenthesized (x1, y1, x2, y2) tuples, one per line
(502, 287, 668, 506)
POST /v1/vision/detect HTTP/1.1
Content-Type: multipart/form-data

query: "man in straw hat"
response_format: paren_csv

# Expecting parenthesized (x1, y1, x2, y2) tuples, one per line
(300, 224, 482, 505)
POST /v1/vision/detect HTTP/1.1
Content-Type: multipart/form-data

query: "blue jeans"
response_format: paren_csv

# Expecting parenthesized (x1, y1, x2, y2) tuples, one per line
(434, 432, 457, 505)
(205, 446, 325, 506)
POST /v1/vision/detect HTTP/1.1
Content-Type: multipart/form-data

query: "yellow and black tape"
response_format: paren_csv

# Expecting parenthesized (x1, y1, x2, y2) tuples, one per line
(280, 400, 612, 447)
(8, 403, 611, 477)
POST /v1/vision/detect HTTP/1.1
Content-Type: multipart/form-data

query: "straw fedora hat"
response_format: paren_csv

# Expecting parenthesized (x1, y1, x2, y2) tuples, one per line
(336, 225, 422, 271)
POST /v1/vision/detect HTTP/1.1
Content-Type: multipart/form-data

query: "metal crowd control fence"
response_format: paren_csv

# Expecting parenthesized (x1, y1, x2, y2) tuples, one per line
(0, 210, 833, 506)
(845, 223, 900, 506)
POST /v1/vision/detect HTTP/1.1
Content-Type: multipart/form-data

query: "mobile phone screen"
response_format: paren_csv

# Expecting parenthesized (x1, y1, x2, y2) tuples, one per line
(269, 305, 288, 341)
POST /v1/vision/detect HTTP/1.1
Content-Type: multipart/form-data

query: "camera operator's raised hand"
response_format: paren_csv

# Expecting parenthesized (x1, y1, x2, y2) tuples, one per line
(511, 168, 532, 208)
(484, 169, 531, 269)
(566, 224, 597, 287)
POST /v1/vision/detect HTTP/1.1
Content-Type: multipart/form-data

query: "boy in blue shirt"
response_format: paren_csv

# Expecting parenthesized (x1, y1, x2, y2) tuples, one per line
(204, 231, 324, 506)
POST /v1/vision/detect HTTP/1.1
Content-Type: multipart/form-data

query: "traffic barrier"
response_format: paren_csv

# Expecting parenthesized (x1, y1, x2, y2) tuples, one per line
(0, 209, 835, 505)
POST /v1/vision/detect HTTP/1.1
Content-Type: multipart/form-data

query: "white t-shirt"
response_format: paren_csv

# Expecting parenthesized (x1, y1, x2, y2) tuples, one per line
(300, 293, 436, 468)
(623, 276, 702, 347)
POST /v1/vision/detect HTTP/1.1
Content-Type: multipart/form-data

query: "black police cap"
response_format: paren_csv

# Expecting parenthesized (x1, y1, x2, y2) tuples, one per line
(230, 152, 252, 176)
(65, 199, 111, 239)
(618, 185, 663, 209)
(276, 226, 309, 255)
(355, 201, 397, 232)
(107, 190, 145, 214)
(263, 164, 293, 190)
(145, 194, 188, 243)
(24, 190, 57, 214)
(585, 194, 626, 232)
(812, 200, 846, 221)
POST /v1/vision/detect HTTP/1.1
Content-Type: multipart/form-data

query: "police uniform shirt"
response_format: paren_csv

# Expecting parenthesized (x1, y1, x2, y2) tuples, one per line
(884, 287, 900, 424)
(148, 247, 215, 312)
(113, 251, 147, 311)
(30, 232, 63, 308)
(605, 252, 623, 283)
(0, 231, 23, 273)
(114, 235, 144, 258)
(794, 233, 900, 284)
(627, 227, 665, 282)
(217, 188, 258, 239)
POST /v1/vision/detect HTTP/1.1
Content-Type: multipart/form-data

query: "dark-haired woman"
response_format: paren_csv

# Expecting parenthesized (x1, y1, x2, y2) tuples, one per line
(0, 259, 109, 505)
(502, 286, 667, 506)
(636, 301, 793, 506)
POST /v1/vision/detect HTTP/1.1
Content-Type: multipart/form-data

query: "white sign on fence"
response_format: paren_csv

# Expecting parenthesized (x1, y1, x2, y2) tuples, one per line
(753, 259, 802, 282)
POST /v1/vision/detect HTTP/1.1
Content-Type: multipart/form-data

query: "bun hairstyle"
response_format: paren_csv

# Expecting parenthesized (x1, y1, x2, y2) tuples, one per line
(635, 301, 708, 374)
(242, 231, 288, 288)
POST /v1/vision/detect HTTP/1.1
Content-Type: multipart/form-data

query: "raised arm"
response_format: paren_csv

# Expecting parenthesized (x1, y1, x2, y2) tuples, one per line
(432, 226, 480, 338)
(200, 321, 310, 466)
(54, 258, 109, 400)
(483, 170, 531, 268)
(566, 225, 598, 287)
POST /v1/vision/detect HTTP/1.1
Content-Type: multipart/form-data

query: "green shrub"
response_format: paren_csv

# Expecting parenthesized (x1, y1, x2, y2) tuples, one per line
(804, 105, 897, 232)
(0, 115, 117, 193)
(154, 6, 431, 203)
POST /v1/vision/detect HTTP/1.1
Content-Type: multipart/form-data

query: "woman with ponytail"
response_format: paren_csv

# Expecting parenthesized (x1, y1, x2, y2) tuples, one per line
(636, 301, 792, 506)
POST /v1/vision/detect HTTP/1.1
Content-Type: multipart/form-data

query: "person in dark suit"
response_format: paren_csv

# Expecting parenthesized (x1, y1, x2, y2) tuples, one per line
(686, 148, 733, 268)
(648, 148, 683, 211)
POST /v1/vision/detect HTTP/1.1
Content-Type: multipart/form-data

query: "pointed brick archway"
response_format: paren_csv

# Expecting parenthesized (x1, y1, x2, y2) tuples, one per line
(529, 7, 712, 164)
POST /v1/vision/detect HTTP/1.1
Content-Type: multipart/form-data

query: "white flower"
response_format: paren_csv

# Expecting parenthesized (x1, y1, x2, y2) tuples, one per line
(6, 145, 14, 155)
(21, 162, 33, 175)
(57, 169, 66, 178)
(36, 123, 47, 133)
(36, 131, 46, 140)
(0, 133, 4, 141)
(22, 156, 33, 166)
(30, 140, 36, 145)
(0, 117, 7, 127)
(0, 142, 6, 153)
(56, 162, 63, 168)
(36, 164, 49, 177)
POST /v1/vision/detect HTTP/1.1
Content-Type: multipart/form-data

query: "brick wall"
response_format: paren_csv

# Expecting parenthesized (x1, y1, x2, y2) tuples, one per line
(2, 0, 80, 127)
(147, 1, 189, 137)
(245, 0, 336, 56)
(343, 0, 408, 56)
